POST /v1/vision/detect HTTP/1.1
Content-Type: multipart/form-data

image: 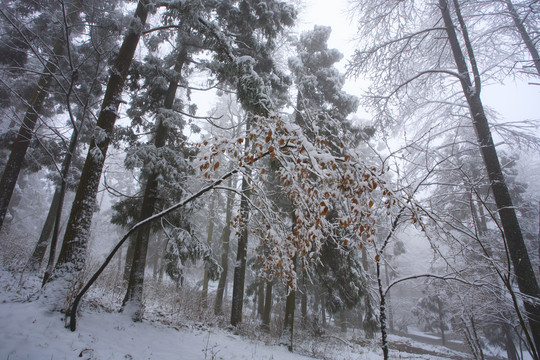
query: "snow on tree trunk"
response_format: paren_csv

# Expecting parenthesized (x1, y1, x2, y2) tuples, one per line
(202, 192, 217, 309)
(26, 189, 62, 271)
(47, 0, 150, 311)
(214, 176, 235, 316)
(230, 121, 252, 327)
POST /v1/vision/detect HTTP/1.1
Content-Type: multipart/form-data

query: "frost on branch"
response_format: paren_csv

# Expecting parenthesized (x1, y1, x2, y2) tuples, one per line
(195, 114, 404, 289)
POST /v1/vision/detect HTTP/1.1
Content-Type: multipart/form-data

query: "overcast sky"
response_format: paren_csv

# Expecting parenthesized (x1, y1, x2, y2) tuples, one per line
(297, 0, 540, 125)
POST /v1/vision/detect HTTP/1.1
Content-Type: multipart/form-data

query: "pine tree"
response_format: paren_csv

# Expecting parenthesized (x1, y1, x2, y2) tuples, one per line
(46, 0, 152, 311)
(0, 0, 84, 229)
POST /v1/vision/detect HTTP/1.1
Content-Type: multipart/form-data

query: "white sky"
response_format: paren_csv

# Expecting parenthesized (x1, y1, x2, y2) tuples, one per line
(298, 0, 540, 124)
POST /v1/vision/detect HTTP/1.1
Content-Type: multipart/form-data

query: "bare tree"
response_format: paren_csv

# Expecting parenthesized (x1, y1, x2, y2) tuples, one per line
(348, 0, 540, 354)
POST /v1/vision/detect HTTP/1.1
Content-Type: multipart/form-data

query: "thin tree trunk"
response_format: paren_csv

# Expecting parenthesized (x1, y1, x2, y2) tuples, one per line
(301, 272, 307, 329)
(281, 214, 298, 351)
(339, 310, 347, 333)
(384, 260, 393, 333)
(503, 0, 540, 76)
(26, 189, 62, 271)
(123, 238, 135, 282)
(282, 280, 296, 352)
(257, 280, 265, 318)
(230, 120, 252, 326)
(440, 0, 540, 353)
(42, 105, 81, 286)
(214, 175, 235, 315)
(122, 43, 187, 321)
(202, 192, 217, 308)
(262, 279, 273, 330)
(321, 294, 326, 328)
(376, 259, 389, 360)
(0, 17, 73, 229)
(437, 298, 446, 346)
(504, 323, 519, 360)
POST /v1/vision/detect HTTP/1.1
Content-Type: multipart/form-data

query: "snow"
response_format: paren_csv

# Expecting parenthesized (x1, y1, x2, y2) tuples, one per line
(0, 271, 472, 360)
(0, 300, 313, 360)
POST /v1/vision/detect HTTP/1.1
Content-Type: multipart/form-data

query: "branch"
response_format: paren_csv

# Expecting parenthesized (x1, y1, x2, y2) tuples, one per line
(384, 273, 487, 297)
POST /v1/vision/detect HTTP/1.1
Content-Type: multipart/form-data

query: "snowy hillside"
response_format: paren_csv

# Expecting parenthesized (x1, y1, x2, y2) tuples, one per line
(0, 271, 476, 360)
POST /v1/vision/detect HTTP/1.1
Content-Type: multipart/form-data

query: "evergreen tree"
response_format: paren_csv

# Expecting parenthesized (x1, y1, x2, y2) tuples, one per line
(46, 0, 152, 312)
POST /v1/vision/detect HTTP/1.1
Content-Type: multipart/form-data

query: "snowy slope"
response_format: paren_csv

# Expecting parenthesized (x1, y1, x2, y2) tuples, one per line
(0, 270, 472, 360)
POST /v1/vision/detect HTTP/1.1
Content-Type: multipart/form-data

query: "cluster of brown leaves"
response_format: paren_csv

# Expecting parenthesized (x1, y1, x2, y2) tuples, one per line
(195, 115, 405, 288)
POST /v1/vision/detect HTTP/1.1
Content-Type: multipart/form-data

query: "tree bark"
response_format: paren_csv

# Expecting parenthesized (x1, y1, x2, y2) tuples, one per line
(440, 0, 540, 352)
(257, 280, 265, 318)
(437, 297, 446, 346)
(504, 323, 519, 360)
(26, 189, 62, 271)
(214, 175, 235, 315)
(42, 104, 82, 286)
(301, 272, 307, 329)
(384, 260, 393, 333)
(282, 282, 296, 352)
(122, 44, 188, 321)
(503, 0, 540, 76)
(230, 121, 252, 326)
(0, 4, 79, 230)
(47, 0, 150, 310)
(202, 192, 217, 308)
(262, 279, 273, 330)
(376, 259, 389, 360)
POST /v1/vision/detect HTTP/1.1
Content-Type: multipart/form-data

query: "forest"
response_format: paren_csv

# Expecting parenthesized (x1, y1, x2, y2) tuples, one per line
(0, 0, 539, 359)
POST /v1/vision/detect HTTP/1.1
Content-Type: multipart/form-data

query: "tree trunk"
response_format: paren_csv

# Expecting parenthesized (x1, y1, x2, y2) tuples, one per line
(376, 259, 389, 360)
(301, 273, 307, 329)
(440, 0, 540, 353)
(42, 108, 82, 286)
(123, 238, 135, 282)
(282, 283, 296, 352)
(214, 175, 235, 315)
(257, 280, 265, 318)
(0, 14, 75, 230)
(230, 121, 252, 326)
(384, 260, 393, 333)
(321, 294, 326, 328)
(503, 0, 540, 76)
(122, 43, 188, 321)
(42, 0, 150, 314)
(202, 192, 217, 308)
(262, 279, 273, 330)
(26, 189, 62, 271)
(504, 323, 519, 360)
(437, 297, 446, 346)
(339, 310, 347, 333)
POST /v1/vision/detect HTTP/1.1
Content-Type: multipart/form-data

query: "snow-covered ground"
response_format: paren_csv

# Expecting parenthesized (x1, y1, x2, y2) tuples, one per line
(0, 270, 473, 360)
(0, 300, 316, 360)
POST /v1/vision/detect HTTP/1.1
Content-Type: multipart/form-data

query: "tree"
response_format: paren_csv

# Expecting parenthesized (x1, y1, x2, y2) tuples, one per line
(45, 0, 151, 311)
(413, 292, 450, 346)
(0, 0, 83, 230)
(348, 0, 540, 355)
(439, 0, 540, 352)
(120, 34, 193, 320)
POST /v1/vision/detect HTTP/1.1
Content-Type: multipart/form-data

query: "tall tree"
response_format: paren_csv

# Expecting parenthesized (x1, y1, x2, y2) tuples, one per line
(349, 0, 540, 355)
(121, 36, 192, 320)
(45, 0, 151, 310)
(0, 0, 83, 230)
(438, 0, 540, 352)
